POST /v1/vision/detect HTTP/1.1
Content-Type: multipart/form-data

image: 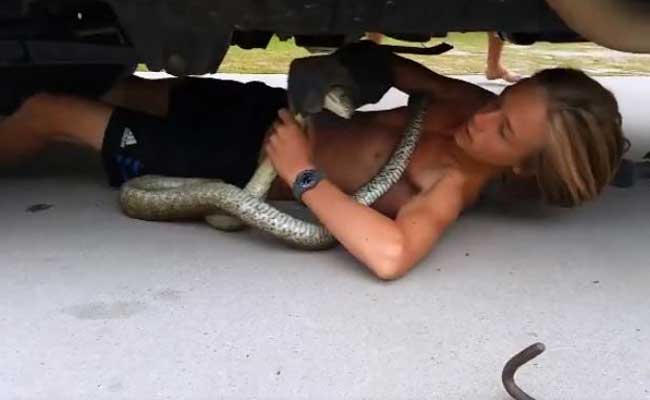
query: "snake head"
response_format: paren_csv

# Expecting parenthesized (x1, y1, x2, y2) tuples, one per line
(323, 86, 355, 119)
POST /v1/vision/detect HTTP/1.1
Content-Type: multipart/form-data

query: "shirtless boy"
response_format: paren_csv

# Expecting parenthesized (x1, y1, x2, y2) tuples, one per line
(0, 42, 626, 279)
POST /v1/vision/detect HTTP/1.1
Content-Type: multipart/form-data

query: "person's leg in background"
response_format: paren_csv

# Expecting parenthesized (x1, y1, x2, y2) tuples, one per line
(485, 32, 522, 83)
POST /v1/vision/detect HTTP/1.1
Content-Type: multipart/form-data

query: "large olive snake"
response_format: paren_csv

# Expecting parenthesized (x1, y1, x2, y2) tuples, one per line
(120, 89, 428, 250)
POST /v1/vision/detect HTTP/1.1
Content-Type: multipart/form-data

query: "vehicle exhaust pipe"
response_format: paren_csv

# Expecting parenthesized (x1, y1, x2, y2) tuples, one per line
(545, 0, 650, 53)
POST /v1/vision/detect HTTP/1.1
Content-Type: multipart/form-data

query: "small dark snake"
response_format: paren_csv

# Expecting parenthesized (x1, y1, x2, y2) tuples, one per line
(502, 342, 546, 400)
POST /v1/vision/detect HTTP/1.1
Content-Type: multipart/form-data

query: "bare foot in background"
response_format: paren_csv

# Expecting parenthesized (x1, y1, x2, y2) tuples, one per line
(485, 66, 522, 83)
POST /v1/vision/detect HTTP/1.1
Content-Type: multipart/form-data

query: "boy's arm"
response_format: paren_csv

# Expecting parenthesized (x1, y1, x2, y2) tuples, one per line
(299, 171, 465, 280)
(390, 53, 491, 101)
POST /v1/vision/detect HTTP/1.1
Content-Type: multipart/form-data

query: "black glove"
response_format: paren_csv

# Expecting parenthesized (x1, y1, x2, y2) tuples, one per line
(333, 40, 395, 105)
(288, 40, 394, 116)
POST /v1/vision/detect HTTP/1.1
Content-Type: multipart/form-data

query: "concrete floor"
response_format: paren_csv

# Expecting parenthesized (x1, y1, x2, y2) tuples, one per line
(1, 75, 649, 400)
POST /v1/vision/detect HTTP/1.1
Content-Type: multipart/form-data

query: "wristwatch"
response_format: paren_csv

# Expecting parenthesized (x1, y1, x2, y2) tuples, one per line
(292, 169, 325, 202)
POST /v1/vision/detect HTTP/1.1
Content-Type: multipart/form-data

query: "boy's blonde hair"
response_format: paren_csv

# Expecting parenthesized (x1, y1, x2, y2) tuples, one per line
(528, 68, 626, 207)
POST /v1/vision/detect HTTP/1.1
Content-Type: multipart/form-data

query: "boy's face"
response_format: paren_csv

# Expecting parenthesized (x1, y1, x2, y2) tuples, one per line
(455, 79, 549, 169)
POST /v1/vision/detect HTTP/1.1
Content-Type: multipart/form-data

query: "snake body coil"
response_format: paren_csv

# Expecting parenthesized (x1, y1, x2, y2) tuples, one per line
(120, 95, 429, 250)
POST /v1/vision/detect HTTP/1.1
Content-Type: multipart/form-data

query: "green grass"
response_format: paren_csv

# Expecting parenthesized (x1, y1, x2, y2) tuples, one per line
(140, 32, 650, 76)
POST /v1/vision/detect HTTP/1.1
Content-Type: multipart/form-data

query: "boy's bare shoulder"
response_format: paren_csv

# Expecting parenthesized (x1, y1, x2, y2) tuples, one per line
(447, 77, 496, 101)
(423, 83, 495, 127)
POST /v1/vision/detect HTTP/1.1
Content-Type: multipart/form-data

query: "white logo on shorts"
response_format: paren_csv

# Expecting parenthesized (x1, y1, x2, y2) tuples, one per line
(120, 128, 138, 148)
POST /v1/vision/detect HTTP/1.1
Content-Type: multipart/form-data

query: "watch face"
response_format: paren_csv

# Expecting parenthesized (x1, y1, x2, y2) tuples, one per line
(301, 174, 315, 186)
(293, 170, 321, 202)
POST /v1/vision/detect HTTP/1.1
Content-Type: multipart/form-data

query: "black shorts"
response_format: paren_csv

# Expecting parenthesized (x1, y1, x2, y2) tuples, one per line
(101, 77, 287, 187)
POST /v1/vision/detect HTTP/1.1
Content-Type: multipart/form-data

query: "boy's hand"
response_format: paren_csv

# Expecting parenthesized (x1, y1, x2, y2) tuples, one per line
(265, 108, 316, 185)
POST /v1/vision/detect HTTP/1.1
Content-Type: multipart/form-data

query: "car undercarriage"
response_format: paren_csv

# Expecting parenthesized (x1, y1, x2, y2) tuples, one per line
(0, 0, 648, 112)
